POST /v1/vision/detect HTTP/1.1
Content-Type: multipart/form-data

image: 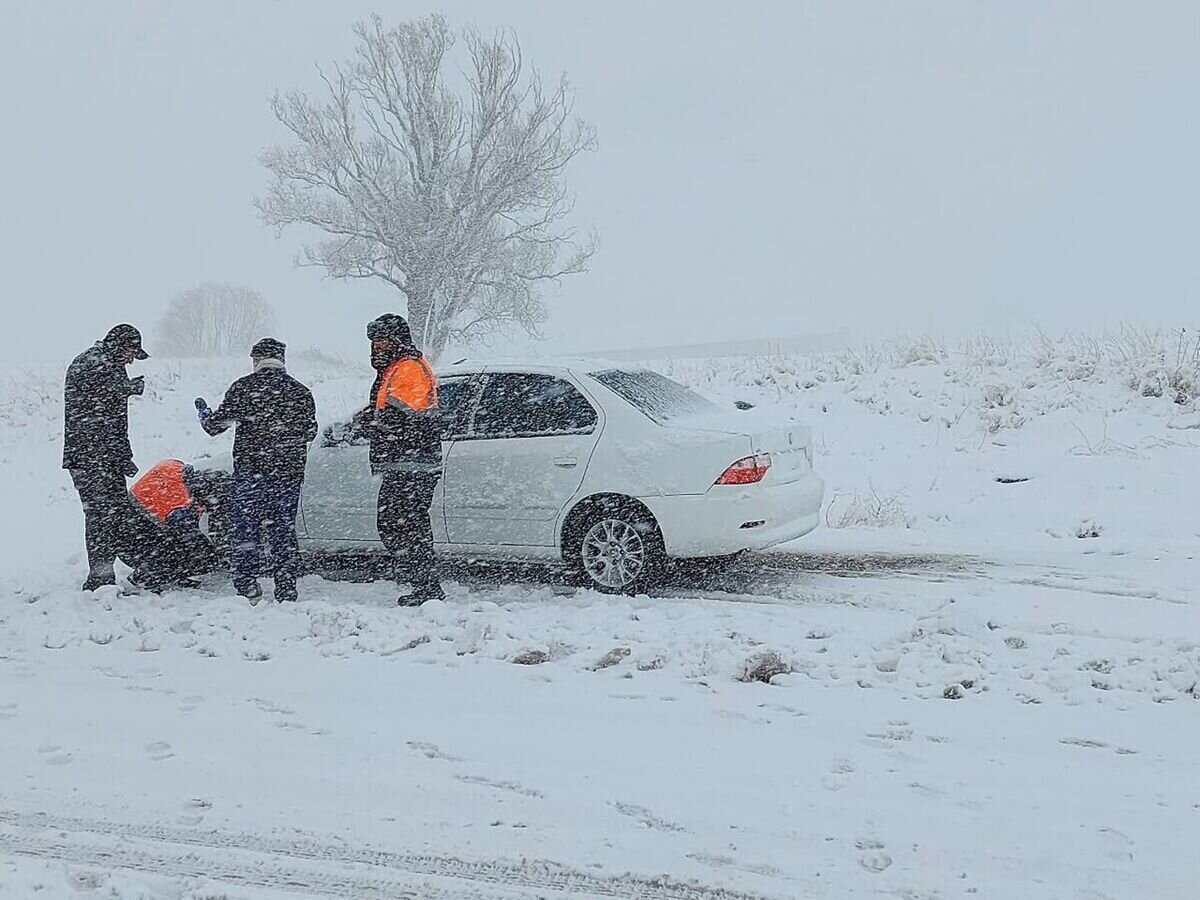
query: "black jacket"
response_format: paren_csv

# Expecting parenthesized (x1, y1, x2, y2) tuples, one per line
(203, 367, 317, 479)
(367, 352, 443, 475)
(62, 342, 137, 471)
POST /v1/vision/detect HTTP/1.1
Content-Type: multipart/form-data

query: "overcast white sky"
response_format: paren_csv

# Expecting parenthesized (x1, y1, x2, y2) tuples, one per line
(1, 2, 1197, 362)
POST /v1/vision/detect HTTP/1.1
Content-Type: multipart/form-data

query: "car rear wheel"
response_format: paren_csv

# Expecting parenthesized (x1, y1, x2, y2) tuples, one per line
(565, 501, 664, 595)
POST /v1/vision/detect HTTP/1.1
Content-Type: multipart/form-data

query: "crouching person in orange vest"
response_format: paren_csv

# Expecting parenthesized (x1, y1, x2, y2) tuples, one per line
(128, 459, 225, 589)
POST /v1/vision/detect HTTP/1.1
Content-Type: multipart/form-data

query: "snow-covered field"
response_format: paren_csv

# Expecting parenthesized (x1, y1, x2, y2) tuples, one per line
(2, 332, 1198, 899)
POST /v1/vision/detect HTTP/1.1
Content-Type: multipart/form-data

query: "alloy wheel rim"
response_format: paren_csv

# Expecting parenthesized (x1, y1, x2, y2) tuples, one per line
(581, 518, 647, 589)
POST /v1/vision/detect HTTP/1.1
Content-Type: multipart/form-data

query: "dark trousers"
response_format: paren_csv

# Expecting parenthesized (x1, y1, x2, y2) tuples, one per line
(69, 468, 139, 578)
(230, 473, 302, 593)
(152, 516, 220, 584)
(377, 472, 440, 590)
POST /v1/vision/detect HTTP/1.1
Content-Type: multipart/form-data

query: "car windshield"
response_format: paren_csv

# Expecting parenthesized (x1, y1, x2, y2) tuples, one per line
(588, 369, 719, 424)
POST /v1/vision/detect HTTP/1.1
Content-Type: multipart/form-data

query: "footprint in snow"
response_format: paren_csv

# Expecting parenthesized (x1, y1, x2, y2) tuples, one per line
(250, 698, 295, 716)
(687, 851, 782, 878)
(37, 744, 73, 766)
(757, 702, 806, 717)
(611, 801, 685, 833)
(407, 741, 464, 763)
(145, 741, 175, 761)
(454, 774, 544, 798)
(1061, 737, 1108, 750)
(1097, 826, 1135, 863)
(908, 781, 948, 799)
(865, 726, 914, 743)
(855, 839, 892, 873)
(822, 757, 856, 792)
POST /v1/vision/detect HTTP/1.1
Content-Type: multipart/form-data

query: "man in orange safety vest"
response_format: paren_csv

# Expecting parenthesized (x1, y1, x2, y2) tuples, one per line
(354, 314, 445, 606)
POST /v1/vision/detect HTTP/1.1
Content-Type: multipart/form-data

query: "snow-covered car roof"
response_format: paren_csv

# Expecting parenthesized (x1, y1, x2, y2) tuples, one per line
(437, 357, 643, 377)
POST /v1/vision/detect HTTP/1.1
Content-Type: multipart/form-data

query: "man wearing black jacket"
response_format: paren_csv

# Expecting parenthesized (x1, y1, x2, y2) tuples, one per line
(197, 338, 317, 603)
(63, 324, 150, 591)
(355, 314, 445, 605)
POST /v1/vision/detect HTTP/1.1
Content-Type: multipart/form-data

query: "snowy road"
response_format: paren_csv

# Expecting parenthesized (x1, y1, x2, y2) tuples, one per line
(2, 540, 1196, 899)
(0, 808, 770, 899)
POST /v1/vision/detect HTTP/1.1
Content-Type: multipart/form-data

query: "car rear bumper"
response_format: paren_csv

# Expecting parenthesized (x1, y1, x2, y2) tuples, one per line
(640, 470, 825, 558)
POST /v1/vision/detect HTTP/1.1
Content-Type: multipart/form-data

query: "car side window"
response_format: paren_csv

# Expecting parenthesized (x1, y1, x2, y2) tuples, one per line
(437, 375, 479, 439)
(471, 373, 597, 438)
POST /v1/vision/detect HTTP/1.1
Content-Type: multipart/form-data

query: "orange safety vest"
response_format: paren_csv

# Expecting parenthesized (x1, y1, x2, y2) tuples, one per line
(130, 459, 198, 522)
(375, 356, 438, 412)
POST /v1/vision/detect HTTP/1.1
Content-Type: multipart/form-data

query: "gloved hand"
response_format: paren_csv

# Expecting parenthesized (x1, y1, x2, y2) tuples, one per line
(165, 506, 200, 529)
(128, 375, 145, 397)
(123, 460, 139, 478)
(195, 397, 212, 423)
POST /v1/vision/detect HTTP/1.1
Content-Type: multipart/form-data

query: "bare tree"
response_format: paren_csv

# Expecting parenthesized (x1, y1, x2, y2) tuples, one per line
(157, 283, 278, 357)
(257, 14, 597, 359)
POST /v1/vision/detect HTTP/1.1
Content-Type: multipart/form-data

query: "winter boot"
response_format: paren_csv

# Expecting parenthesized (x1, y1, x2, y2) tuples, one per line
(81, 569, 116, 592)
(128, 567, 169, 594)
(398, 579, 445, 606)
(237, 581, 264, 605)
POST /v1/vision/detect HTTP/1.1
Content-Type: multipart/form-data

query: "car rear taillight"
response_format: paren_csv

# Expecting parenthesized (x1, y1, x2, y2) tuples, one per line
(715, 453, 772, 485)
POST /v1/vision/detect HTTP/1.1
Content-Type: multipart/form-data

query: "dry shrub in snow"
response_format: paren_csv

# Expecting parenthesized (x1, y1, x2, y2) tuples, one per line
(1, 369, 58, 423)
(740, 651, 791, 684)
(1067, 419, 1141, 458)
(980, 383, 1025, 433)
(1101, 327, 1200, 405)
(888, 335, 946, 367)
(592, 647, 631, 670)
(826, 488, 910, 529)
(511, 649, 550, 665)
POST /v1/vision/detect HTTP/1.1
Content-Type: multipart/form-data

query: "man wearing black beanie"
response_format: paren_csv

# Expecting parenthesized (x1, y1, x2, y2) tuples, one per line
(196, 338, 317, 603)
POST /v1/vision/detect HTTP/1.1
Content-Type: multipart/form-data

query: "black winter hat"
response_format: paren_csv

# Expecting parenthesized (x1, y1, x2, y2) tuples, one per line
(367, 314, 413, 347)
(251, 337, 286, 361)
(104, 323, 150, 359)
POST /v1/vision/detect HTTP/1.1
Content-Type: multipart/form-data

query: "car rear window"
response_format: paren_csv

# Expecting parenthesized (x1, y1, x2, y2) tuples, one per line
(588, 369, 719, 424)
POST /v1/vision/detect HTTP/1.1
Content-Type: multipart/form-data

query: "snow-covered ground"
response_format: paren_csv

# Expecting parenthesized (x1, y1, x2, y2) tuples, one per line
(1, 332, 1198, 899)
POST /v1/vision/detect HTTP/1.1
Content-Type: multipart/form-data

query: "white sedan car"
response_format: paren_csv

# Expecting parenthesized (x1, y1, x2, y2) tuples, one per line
(295, 360, 824, 593)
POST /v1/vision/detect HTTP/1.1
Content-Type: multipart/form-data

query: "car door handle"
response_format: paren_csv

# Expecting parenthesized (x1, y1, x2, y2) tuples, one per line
(553, 456, 578, 468)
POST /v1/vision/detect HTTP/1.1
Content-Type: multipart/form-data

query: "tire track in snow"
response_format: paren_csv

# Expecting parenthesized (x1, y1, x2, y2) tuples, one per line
(0, 809, 776, 900)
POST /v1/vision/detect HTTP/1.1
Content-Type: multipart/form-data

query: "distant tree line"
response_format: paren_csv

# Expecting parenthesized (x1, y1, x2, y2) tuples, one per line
(157, 283, 276, 358)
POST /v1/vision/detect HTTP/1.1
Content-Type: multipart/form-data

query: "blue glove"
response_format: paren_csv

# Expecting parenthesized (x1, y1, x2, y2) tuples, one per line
(165, 506, 200, 529)
(195, 397, 212, 423)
